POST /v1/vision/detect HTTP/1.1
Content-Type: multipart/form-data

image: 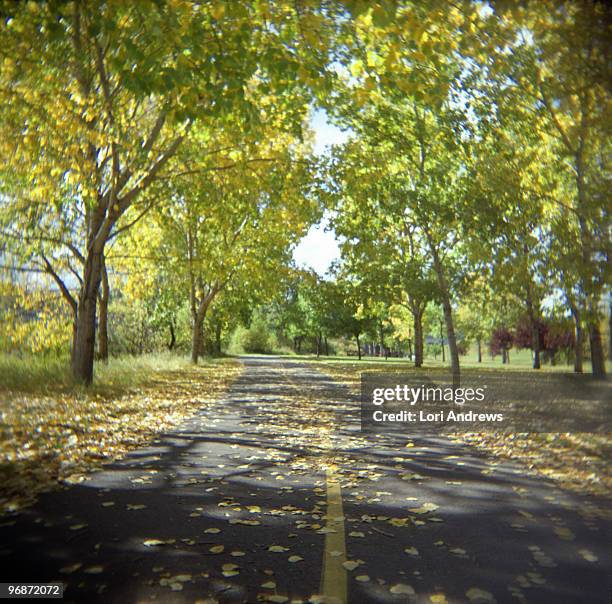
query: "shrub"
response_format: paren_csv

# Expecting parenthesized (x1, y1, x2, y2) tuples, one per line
(230, 312, 277, 354)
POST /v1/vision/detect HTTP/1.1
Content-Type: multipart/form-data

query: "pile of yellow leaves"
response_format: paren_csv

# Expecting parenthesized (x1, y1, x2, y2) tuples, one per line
(0, 359, 241, 514)
(456, 432, 612, 499)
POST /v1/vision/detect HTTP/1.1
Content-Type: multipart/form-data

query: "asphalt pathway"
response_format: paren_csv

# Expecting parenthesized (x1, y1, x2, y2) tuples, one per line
(0, 357, 610, 603)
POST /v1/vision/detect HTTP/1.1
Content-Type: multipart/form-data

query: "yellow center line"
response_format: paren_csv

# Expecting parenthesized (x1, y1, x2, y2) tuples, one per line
(284, 368, 348, 603)
(320, 464, 348, 604)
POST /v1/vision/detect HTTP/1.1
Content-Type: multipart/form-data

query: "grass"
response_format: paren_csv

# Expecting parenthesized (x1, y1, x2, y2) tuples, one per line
(272, 350, 611, 374)
(0, 353, 72, 393)
(0, 351, 194, 397)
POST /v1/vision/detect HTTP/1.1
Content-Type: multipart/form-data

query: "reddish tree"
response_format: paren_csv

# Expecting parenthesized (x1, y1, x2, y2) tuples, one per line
(490, 327, 514, 363)
(515, 315, 547, 351)
(544, 322, 575, 364)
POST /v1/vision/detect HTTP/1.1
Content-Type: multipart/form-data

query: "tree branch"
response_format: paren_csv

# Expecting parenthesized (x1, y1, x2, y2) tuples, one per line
(538, 77, 575, 154)
(41, 254, 78, 315)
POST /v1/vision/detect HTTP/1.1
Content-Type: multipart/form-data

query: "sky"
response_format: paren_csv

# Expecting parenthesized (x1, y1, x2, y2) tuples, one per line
(292, 109, 348, 276)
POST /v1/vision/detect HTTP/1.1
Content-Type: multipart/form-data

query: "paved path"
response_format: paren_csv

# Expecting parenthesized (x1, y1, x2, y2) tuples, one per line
(0, 357, 610, 603)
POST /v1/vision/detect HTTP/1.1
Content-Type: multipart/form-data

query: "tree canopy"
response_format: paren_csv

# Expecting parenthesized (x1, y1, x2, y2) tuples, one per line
(1, 0, 609, 379)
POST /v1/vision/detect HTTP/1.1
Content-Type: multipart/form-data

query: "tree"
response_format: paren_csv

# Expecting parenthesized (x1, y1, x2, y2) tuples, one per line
(477, 1, 611, 376)
(465, 123, 551, 370)
(146, 123, 319, 363)
(270, 271, 313, 354)
(0, 0, 332, 383)
(543, 319, 575, 366)
(456, 280, 494, 364)
(490, 326, 514, 365)
(330, 141, 440, 367)
(325, 2, 486, 381)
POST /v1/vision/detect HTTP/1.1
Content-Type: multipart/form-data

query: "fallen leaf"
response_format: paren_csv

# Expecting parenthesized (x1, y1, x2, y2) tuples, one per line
(409, 503, 439, 514)
(69, 523, 88, 531)
(554, 526, 575, 541)
(466, 587, 496, 604)
(173, 574, 192, 582)
(390, 583, 415, 595)
(222, 563, 239, 577)
(578, 549, 598, 563)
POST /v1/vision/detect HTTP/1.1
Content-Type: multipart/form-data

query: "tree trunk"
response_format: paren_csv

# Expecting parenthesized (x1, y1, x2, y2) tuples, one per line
(191, 299, 212, 364)
(97, 293, 108, 362)
(533, 343, 541, 370)
(588, 320, 606, 378)
(429, 239, 460, 382)
(575, 151, 606, 378)
(531, 315, 541, 369)
(191, 319, 203, 364)
(71, 317, 78, 360)
(477, 338, 482, 363)
(356, 334, 362, 360)
(609, 301, 612, 361)
(571, 305, 583, 373)
(608, 294, 612, 360)
(525, 286, 541, 370)
(72, 248, 104, 385)
(440, 320, 445, 363)
(168, 320, 176, 350)
(324, 336, 329, 356)
(413, 309, 423, 368)
(316, 333, 321, 358)
(97, 258, 109, 362)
